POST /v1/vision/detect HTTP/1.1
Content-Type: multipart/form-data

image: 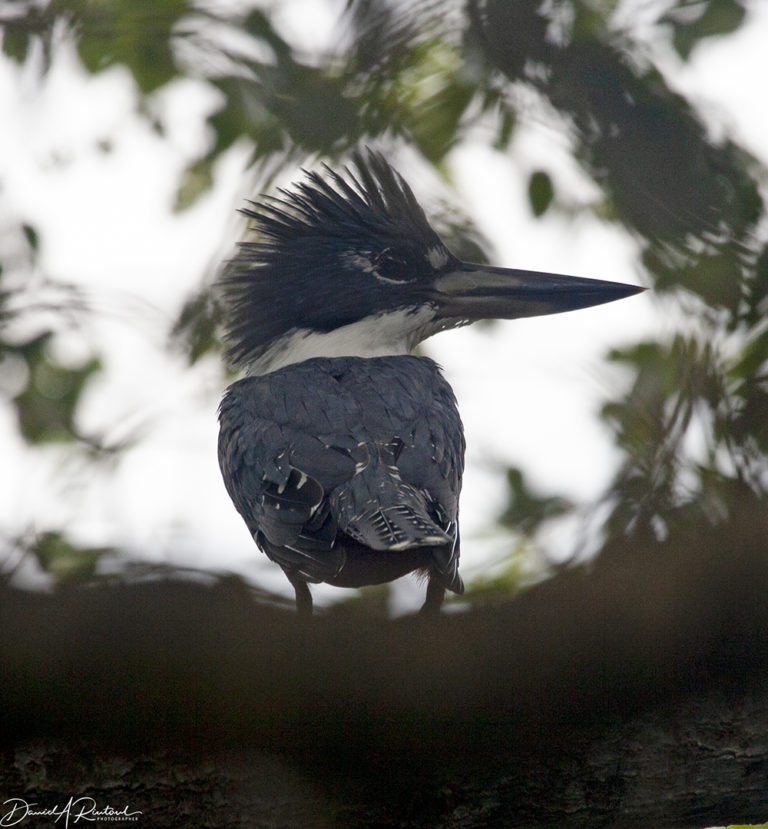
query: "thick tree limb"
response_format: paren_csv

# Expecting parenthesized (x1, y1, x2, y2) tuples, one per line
(2, 502, 768, 826)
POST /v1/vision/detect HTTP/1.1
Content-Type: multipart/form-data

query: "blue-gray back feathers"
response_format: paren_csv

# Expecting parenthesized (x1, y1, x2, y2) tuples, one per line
(218, 355, 465, 593)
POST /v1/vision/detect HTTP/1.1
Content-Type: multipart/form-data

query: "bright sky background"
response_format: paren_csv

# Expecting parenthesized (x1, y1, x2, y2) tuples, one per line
(1, 0, 767, 610)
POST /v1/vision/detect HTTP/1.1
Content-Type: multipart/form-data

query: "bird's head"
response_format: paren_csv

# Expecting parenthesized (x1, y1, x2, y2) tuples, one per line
(220, 149, 643, 373)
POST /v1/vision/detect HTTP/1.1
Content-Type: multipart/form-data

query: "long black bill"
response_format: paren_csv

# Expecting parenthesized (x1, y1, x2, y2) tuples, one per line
(432, 262, 644, 321)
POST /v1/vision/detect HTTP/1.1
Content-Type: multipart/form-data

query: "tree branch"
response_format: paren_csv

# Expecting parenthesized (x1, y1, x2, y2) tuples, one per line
(3, 499, 768, 826)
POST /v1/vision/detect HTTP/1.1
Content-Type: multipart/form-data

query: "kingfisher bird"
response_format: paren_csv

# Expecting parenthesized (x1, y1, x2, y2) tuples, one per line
(217, 149, 642, 615)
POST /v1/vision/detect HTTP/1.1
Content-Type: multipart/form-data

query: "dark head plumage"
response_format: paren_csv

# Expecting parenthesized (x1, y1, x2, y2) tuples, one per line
(220, 149, 453, 370)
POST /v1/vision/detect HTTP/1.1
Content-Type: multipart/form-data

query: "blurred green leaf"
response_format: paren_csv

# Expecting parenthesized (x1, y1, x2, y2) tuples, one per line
(1, 24, 31, 63)
(59, 0, 187, 93)
(744, 244, 768, 325)
(499, 467, 573, 535)
(11, 333, 101, 444)
(207, 76, 283, 161)
(173, 157, 214, 212)
(493, 106, 515, 151)
(31, 531, 111, 584)
(528, 170, 554, 217)
(729, 383, 768, 454)
(399, 38, 476, 162)
(601, 335, 736, 531)
(170, 288, 222, 365)
(663, 0, 747, 61)
(463, 552, 526, 602)
(22, 223, 39, 252)
(731, 325, 768, 381)
(409, 78, 475, 163)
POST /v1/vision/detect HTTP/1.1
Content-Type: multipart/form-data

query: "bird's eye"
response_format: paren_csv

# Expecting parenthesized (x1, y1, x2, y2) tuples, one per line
(375, 249, 412, 284)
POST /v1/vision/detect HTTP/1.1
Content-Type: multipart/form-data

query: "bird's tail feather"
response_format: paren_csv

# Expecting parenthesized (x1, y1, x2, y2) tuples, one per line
(343, 501, 452, 551)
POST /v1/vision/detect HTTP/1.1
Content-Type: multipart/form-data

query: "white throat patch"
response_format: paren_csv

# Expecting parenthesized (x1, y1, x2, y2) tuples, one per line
(250, 305, 439, 374)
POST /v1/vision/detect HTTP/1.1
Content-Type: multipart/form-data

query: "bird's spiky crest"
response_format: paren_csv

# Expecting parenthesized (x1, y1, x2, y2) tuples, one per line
(220, 149, 443, 368)
(279, 149, 437, 243)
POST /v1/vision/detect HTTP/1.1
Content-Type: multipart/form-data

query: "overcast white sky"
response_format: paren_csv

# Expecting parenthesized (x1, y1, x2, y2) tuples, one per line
(1, 1, 766, 609)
